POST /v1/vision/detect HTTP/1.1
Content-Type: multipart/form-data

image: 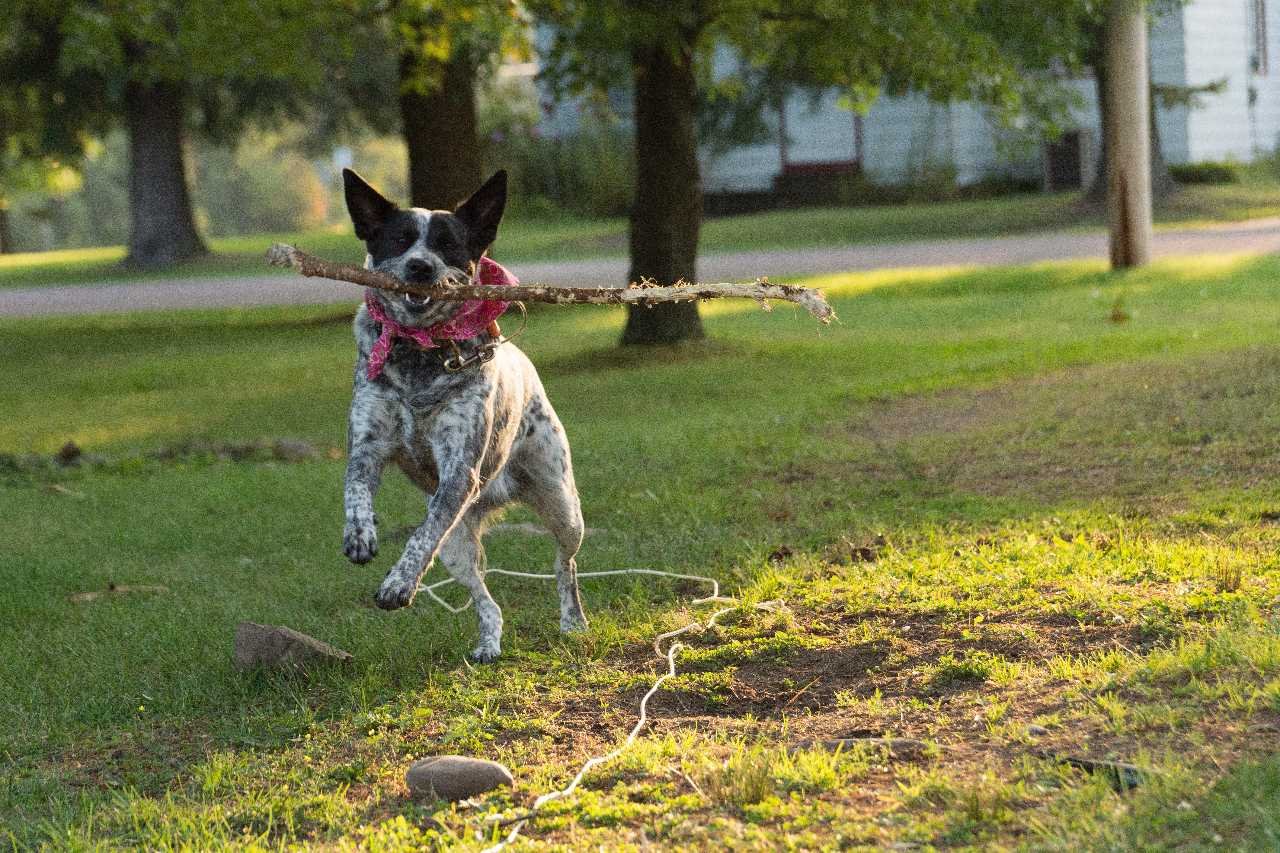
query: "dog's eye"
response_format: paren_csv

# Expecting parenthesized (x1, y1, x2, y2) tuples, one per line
(397, 230, 416, 249)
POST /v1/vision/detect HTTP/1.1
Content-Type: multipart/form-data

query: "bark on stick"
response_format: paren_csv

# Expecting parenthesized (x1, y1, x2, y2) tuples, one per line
(265, 243, 835, 324)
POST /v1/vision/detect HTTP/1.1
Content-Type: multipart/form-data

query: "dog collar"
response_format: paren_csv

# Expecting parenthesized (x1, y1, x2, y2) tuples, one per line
(364, 257, 516, 380)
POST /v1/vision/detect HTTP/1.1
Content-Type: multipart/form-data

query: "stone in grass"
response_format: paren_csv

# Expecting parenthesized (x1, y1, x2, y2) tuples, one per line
(405, 756, 514, 802)
(233, 622, 352, 671)
(1032, 749, 1149, 791)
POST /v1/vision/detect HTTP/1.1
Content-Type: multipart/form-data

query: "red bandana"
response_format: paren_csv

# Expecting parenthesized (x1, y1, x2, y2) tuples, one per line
(364, 257, 516, 380)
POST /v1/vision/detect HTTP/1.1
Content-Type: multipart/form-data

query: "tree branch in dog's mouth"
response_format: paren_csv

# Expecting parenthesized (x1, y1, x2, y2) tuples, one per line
(266, 243, 836, 324)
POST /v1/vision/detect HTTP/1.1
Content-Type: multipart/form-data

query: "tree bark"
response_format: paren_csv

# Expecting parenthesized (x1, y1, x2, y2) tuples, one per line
(1086, 23, 1175, 203)
(400, 50, 482, 210)
(123, 79, 207, 268)
(1104, 2, 1153, 269)
(0, 205, 11, 254)
(621, 40, 705, 345)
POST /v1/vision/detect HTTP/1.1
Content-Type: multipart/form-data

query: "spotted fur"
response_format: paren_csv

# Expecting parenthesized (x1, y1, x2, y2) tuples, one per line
(340, 168, 587, 662)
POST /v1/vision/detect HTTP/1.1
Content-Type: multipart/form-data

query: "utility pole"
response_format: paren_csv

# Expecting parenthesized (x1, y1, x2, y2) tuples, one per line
(1104, 0, 1153, 269)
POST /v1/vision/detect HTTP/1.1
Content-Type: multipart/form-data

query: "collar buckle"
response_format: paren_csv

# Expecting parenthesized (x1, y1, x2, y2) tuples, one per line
(443, 340, 498, 373)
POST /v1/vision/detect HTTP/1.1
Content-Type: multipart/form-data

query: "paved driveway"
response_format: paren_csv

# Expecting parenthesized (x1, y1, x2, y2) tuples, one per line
(4, 219, 1280, 317)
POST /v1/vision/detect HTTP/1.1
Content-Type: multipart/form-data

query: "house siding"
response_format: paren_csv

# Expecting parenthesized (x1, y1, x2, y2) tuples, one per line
(1183, 0, 1255, 160)
(1250, 0, 1280, 151)
(780, 90, 857, 166)
(702, 142, 780, 193)
(538, 0, 1276, 198)
(861, 94, 955, 184)
(1152, 7, 1191, 164)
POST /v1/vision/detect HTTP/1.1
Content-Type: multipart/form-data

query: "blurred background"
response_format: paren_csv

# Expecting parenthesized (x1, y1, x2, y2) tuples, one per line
(6, 0, 1278, 259)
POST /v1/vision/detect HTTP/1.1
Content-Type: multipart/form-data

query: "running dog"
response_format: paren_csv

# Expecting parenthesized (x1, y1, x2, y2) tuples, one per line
(340, 168, 587, 662)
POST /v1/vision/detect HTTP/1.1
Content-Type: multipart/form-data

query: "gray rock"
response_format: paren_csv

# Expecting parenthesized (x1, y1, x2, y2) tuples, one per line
(233, 622, 352, 671)
(405, 756, 514, 801)
(1031, 749, 1149, 791)
(1026, 724, 1049, 737)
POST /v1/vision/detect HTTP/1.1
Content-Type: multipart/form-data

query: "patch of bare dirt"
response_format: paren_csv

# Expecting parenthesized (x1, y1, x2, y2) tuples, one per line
(636, 607, 1146, 722)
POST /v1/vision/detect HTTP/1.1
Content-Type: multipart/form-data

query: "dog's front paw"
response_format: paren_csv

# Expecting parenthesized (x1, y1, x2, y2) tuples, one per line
(343, 521, 378, 564)
(374, 572, 417, 610)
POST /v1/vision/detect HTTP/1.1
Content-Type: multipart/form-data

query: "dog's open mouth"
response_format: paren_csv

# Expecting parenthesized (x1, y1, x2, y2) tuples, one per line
(403, 292, 430, 308)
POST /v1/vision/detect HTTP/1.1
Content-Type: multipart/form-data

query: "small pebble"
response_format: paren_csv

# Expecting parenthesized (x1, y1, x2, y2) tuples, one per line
(405, 756, 514, 801)
(1027, 724, 1049, 737)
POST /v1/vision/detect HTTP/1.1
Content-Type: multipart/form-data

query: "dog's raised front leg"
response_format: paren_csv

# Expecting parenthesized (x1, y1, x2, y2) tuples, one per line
(343, 385, 397, 564)
(375, 402, 493, 615)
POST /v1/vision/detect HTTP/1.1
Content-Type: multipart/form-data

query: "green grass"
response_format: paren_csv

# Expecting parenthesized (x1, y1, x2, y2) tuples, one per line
(5, 173, 1280, 290)
(5, 252, 1280, 848)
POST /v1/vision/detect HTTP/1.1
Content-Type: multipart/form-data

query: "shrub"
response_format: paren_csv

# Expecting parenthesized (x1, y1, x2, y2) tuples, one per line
(1169, 162, 1239, 185)
(196, 131, 330, 236)
(482, 85, 635, 220)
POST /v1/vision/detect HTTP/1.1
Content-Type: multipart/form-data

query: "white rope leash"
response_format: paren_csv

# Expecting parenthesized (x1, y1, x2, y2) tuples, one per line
(415, 568, 780, 851)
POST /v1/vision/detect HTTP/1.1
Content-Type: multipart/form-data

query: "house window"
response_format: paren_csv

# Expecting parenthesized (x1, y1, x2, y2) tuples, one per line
(1252, 0, 1270, 74)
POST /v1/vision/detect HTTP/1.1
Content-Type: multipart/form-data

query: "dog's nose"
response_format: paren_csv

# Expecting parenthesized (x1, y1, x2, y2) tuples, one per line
(405, 258, 437, 280)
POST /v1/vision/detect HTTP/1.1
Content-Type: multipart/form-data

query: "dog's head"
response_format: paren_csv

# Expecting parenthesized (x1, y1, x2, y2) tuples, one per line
(342, 168, 507, 328)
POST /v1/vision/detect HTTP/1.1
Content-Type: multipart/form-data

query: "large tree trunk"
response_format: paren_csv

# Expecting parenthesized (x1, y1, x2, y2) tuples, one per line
(123, 80, 206, 268)
(1104, 2, 1153, 269)
(621, 40, 705, 346)
(1086, 23, 1175, 203)
(400, 50, 482, 210)
(0, 205, 12, 254)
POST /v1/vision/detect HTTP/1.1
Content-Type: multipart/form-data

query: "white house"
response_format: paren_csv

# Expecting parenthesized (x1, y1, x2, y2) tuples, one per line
(538, 0, 1280, 202)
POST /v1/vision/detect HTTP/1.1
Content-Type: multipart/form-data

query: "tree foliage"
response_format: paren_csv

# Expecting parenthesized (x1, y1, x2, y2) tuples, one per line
(527, 0, 1112, 343)
(532, 0, 1103, 124)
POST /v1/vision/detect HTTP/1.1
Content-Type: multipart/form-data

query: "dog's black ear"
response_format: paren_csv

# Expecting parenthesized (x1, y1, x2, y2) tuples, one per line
(454, 170, 507, 256)
(343, 168, 397, 241)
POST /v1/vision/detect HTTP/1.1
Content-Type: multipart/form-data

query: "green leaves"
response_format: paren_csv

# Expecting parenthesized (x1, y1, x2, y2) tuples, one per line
(530, 0, 1103, 130)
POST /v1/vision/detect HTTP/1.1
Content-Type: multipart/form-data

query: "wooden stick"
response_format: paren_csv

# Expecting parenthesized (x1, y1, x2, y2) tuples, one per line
(265, 243, 835, 324)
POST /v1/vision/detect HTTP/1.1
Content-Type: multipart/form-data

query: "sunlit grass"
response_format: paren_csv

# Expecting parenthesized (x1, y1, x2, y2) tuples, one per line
(4, 252, 1280, 848)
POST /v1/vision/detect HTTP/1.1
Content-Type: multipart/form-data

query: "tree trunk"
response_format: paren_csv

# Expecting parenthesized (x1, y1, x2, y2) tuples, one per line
(1086, 23, 1175, 203)
(123, 79, 206, 268)
(0, 205, 11, 254)
(621, 40, 705, 346)
(400, 50, 482, 210)
(1104, 2, 1153, 269)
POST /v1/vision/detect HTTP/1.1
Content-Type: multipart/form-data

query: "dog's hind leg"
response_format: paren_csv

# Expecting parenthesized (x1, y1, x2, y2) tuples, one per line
(523, 470, 588, 634)
(437, 506, 504, 662)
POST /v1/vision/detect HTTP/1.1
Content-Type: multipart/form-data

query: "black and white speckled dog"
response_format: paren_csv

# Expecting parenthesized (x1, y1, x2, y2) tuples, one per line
(339, 168, 587, 662)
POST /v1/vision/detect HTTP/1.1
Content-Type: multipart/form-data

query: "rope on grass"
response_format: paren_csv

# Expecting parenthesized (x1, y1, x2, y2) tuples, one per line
(415, 568, 781, 851)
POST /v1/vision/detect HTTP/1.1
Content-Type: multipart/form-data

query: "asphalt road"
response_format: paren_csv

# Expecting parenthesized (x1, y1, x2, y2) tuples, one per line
(4, 218, 1280, 317)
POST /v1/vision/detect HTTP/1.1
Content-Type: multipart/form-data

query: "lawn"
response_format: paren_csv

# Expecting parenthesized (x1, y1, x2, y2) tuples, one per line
(3, 253, 1280, 848)
(4, 173, 1280, 290)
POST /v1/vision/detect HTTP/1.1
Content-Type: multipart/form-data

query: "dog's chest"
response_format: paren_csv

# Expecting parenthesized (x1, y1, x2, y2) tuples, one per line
(378, 356, 488, 449)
